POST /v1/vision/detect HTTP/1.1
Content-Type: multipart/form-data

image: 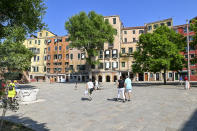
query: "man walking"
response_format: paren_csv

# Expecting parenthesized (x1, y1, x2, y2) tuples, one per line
(125, 75, 132, 101)
(86, 79, 94, 100)
(117, 76, 125, 103)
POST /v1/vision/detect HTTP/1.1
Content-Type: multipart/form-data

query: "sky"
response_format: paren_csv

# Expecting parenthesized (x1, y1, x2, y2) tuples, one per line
(43, 0, 197, 36)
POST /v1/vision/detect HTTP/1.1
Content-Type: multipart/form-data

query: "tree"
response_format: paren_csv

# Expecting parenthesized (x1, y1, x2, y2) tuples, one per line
(190, 18, 197, 64)
(65, 11, 116, 66)
(132, 26, 186, 85)
(0, 0, 46, 41)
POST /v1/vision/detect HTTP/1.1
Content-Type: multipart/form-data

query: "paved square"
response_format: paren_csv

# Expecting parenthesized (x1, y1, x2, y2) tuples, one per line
(2, 82, 197, 131)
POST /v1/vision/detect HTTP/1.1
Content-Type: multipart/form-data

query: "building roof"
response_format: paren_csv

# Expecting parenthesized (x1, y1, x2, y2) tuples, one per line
(145, 18, 172, 25)
(122, 26, 145, 30)
(104, 15, 120, 18)
(173, 24, 187, 29)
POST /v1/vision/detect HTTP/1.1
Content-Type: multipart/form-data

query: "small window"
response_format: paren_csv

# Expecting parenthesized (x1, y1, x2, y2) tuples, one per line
(65, 38, 69, 42)
(44, 56, 47, 61)
(133, 30, 135, 34)
(40, 33, 42, 37)
(70, 54, 73, 60)
(105, 50, 110, 58)
(48, 47, 50, 51)
(139, 30, 144, 34)
(37, 56, 39, 61)
(58, 54, 62, 59)
(47, 55, 50, 60)
(112, 62, 118, 68)
(124, 38, 127, 43)
(46, 32, 48, 36)
(160, 23, 165, 26)
(59, 46, 62, 51)
(77, 65, 80, 70)
(167, 22, 171, 26)
(105, 62, 111, 69)
(191, 70, 195, 75)
(98, 63, 103, 69)
(113, 18, 116, 24)
(190, 54, 195, 58)
(124, 31, 127, 34)
(121, 48, 125, 54)
(154, 24, 158, 29)
(169, 73, 173, 78)
(38, 40, 40, 45)
(148, 25, 152, 31)
(29, 40, 32, 44)
(112, 49, 118, 58)
(66, 46, 69, 50)
(129, 48, 133, 53)
(54, 54, 58, 60)
(122, 62, 125, 67)
(78, 53, 80, 60)
(34, 56, 36, 62)
(70, 65, 73, 70)
(35, 40, 37, 44)
(133, 38, 136, 42)
(55, 46, 57, 51)
(99, 50, 103, 58)
(66, 54, 69, 59)
(81, 53, 85, 59)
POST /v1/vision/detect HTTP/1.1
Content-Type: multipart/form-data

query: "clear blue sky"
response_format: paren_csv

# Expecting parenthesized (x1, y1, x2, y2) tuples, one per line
(43, 0, 197, 36)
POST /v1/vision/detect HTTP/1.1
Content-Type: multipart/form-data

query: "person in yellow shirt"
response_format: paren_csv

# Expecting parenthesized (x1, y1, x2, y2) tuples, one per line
(7, 81, 16, 99)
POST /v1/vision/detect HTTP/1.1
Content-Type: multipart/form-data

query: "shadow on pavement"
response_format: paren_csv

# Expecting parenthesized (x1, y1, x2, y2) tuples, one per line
(81, 97, 91, 101)
(18, 85, 36, 89)
(107, 98, 124, 102)
(181, 109, 197, 131)
(2, 115, 49, 131)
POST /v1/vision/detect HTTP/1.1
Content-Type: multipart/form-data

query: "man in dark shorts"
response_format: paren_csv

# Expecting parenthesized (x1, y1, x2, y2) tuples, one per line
(116, 76, 125, 103)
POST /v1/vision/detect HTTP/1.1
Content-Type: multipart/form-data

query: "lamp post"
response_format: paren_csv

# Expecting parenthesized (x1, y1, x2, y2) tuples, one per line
(186, 19, 190, 82)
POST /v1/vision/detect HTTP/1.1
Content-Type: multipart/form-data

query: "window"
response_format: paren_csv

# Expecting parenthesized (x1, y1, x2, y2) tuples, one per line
(129, 48, 133, 54)
(113, 18, 116, 24)
(59, 46, 62, 51)
(78, 53, 80, 60)
(58, 68, 62, 72)
(99, 50, 103, 58)
(44, 66, 46, 72)
(139, 30, 144, 34)
(121, 62, 125, 67)
(65, 38, 69, 42)
(133, 30, 135, 34)
(190, 54, 195, 58)
(37, 56, 39, 61)
(69, 65, 73, 70)
(189, 36, 193, 41)
(58, 54, 62, 59)
(35, 40, 37, 44)
(77, 65, 80, 70)
(121, 48, 125, 54)
(34, 56, 36, 62)
(55, 46, 57, 51)
(150, 73, 153, 78)
(36, 48, 40, 54)
(70, 54, 73, 60)
(185, 55, 188, 58)
(37, 67, 39, 72)
(148, 25, 152, 31)
(98, 63, 103, 69)
(105, 62, 111, 69)
(66, 54, 69, 59)
(154, 24, 158, 29)
(191, 70, 195, 75)
(81, 53, 85, 59)
(105, 50, 110, 58)
(91, 65, 95, 69)
(58, 39, 62, 42)
(46, 32, 48, 36)
(38, 40, 40, 45)
(66, 46, 69, 50)
(54, 54, 58, 60)
(47, 68, 50, 73)
(169, 73, 173, 78)
(54, 39, 58, 43)
(65, 62, 69, 65)
(167, 21, 171, 26)
(112, 62, 118, 68)
(112, 49, 118, 58)
(48, 39, 51, 43)
(48, 47, 50, 51)
(44, 56, 47, 61)
(29, 40, 32, 44)
(160, 23, 165, 26)
(124, 31, 127, 34)
(47, 55, 50, 60)
(40, 33, 42, 37)
(124, 38, 127, 43)
(44, 48, 47, 54)
(133, 38, 136, 42)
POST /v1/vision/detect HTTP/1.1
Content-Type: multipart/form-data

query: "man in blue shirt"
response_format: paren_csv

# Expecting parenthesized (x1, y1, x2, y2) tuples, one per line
(124, 75, 132, 101)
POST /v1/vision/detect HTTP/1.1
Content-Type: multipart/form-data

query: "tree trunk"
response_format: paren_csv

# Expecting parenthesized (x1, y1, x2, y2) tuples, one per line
(0, 107, 7, 130)
(164, 68, 167, 85)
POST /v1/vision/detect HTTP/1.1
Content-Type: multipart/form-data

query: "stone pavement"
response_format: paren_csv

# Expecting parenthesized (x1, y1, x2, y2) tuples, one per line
(1, 82, 197, 131)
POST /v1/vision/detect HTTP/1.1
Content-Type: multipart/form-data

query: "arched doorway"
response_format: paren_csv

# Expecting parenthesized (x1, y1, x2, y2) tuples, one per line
(114, 75, 117, 82)
(98, 75, 102, 82)
(106, 75, 110, 82)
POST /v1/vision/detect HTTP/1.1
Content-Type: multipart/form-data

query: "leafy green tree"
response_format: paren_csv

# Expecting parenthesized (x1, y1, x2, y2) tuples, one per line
(132, 26, 186, 85)
(65, 11, 116, 66)
(190, 18, 197, 64)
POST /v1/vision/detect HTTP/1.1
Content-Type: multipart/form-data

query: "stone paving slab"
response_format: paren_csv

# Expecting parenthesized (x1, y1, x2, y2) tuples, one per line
(1, 82, 197, 131)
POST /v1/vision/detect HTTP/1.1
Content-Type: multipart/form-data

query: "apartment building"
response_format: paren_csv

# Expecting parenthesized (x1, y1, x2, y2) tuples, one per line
(173, 23, 197, 81)
(145, 18, 173, 33)
(90, 15, 122, 82)
(23, 30, 56, 82)
(121, 26, 145, 80)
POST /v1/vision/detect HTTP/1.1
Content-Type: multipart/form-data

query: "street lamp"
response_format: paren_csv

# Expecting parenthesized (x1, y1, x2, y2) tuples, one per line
(186, 19, 190, 82)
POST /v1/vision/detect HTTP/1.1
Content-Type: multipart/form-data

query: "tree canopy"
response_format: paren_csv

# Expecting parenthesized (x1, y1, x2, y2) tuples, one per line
(0, 0, 46, 41)
(132, 26, 186, 84)
(190, 18, 197, 64)
(65, 11, 116, 65)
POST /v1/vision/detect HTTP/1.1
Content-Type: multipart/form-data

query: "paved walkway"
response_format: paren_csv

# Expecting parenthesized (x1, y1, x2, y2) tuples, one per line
(1, 82, 197, 131)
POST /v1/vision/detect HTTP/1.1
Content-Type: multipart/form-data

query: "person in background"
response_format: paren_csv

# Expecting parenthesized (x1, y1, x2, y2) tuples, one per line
(86, 79, 94, 100)
(94, 78, 99, 90)
(124, 75, 132, 101)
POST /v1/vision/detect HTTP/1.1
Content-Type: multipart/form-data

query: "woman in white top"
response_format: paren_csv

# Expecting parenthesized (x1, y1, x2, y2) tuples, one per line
(86, 79, 94, 100)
